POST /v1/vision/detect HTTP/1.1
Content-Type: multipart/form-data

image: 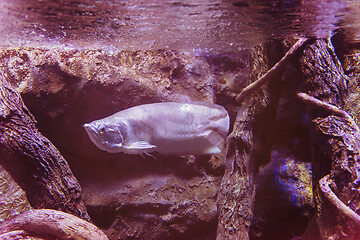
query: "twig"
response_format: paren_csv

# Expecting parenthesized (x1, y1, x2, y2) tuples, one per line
(297, 92, 360, 132)
(319, 175, 360, 225)
(236, 37, 310, 103)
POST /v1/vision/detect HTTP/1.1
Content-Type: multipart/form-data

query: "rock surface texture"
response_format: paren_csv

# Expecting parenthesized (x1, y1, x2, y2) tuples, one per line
(0, 47, 242, 239)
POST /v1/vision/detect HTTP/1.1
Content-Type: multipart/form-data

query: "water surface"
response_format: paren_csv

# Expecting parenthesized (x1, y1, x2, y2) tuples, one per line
(0, 0, 359, 52)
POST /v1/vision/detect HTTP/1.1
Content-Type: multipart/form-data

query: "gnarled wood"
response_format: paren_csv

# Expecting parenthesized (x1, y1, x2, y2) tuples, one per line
(0, 209, 108, 240)
(217, 44, 271, 239)
(217, 37, 311, 239)
(216, 104, 257, 240)
(299, 39, 360, 239)
(0, 72, 89, 221)
(319, 175, 360, 225)
(297, 92, 358, 130)
(299, 93, 360, 227)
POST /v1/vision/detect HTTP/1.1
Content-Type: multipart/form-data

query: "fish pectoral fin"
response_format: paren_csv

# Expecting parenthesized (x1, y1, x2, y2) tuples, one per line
(123, 141, 157, 150)
(202, 130, 225, 154)
(114, 143, 123, 148)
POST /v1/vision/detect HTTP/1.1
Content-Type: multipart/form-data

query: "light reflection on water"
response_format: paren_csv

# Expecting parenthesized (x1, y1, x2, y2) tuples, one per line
(0, 0, 359, 52)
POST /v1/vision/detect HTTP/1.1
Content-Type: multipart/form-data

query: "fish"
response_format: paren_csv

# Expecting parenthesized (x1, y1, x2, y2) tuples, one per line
(83, 102, 230, 155)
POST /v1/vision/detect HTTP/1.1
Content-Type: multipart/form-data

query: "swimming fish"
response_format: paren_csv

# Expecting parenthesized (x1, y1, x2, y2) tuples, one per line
(83, 102, 229, 155)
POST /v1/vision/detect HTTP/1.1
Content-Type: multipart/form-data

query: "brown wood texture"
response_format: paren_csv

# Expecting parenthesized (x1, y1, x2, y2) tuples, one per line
(299, 39, 360, 239)
(0, 72, 89, 221)
(0, 209, 108, 240)
(216, 38, 309, 239)
(216, 104, 257, 240)
(236, 37, 310, 103)
(218, 37, 360, 239)
(216, 44, 271, 240)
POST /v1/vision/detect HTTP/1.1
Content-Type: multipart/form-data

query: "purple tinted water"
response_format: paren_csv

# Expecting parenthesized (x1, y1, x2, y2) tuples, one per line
(0, 0, 359, 52)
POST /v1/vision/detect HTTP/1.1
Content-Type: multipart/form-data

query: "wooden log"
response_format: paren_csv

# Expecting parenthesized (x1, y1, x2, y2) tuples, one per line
(0, 209, 108, 240)
(319, 175, 360, 225)
(216, 104, 257, 240)
(216, 44, 272, 239)
(298, 39, 360, 239)
(0, 72, 89, 221)
(299, 92, 360, 238)
(297, 92, 359, 131)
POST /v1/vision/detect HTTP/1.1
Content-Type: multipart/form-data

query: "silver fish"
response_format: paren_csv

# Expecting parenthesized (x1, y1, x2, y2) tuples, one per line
(83, 102, 229, 155)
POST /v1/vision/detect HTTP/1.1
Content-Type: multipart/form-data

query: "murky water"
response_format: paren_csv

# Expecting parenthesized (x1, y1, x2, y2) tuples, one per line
(1, 1, 359, 239)
(0, 0, 359, 52)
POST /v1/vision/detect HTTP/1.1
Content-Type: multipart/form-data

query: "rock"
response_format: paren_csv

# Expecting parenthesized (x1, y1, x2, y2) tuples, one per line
(0, 166, 31, 222)
(251, 148, 313, 239)
(0, 47, 224, 239)
(84, 175, 219, 239)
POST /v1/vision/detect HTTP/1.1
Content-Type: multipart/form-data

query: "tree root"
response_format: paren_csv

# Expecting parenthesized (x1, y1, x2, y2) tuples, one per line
(0, 72, 89, 220)
(236, 37, 311, 103)
(0, 209, 109, 240)
(298, 92, 360, 227)
(319, 175, 360, 225)
(297, 92, 360, 132)
(0, 230, 29, 239)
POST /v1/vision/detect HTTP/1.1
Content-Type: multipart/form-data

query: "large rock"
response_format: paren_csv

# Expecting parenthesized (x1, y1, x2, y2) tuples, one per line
(0, 47, 224, 239)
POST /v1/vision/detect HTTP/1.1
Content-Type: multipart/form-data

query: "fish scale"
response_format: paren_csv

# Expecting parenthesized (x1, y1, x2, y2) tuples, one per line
(84, 102, 230, 155)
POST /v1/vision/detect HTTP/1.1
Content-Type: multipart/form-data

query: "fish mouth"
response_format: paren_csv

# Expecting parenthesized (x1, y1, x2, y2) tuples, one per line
(83, 123, 107, 149)
(83, 123, 98, 134)
(83, 123, 100, 140)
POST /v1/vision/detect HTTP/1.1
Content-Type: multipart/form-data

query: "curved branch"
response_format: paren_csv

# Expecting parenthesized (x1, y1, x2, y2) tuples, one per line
(0, 209, 108, 240)
(0, 230, 29, 239)
(297, 92, 360, 132)
(319, 175, 360, 225)
(0, 72, 89, 220)
(236, 37, 311, 103)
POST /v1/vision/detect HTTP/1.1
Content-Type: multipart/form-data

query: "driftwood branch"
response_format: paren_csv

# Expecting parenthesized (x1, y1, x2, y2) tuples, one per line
(319, 175, 360, 225)
(217, 101, 259, 240)
(236, 37, 310, 103)
(0, 209, 108, 240)
(0, 230, 29, 239)
(0, 72, 89, 220)
(297, 92, 360, 132)
(298, 91, 360, 237)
